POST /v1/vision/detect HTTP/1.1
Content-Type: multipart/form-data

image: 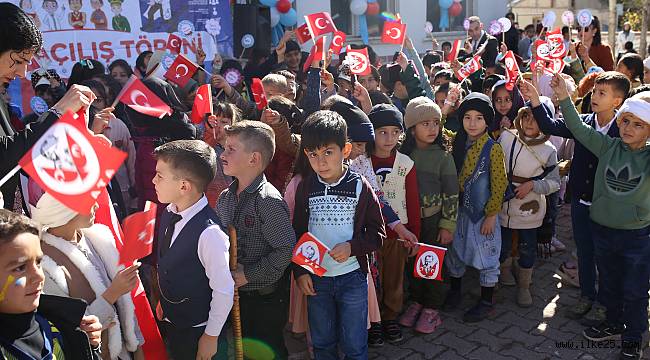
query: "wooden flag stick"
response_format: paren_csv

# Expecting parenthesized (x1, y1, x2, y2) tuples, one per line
(228, 225, 244, 360)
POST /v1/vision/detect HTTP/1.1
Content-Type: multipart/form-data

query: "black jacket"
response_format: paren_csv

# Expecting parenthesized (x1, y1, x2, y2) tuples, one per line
(0, 99, 59, 209)
(0, 295, 98, 360)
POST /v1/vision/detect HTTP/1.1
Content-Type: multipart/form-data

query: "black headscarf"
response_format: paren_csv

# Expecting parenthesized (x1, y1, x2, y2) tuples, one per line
(125, 76, 196, 140)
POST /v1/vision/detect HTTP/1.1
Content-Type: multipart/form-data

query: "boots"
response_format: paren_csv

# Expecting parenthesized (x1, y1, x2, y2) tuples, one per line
(517, 267, 533, 307)
(499, 257, 516, 286)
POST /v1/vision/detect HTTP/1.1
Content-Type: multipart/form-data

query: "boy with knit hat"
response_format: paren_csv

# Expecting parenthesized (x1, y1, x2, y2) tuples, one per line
(399, 97, 459, 333)
(550, 74, 650, 359)
(357, 103, 421, 343)
(444, 92, 508, 323)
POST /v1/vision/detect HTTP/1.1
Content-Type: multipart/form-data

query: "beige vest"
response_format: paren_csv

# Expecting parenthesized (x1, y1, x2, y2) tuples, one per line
(499, 130, 557, 229)
(378, 152, 414, 224)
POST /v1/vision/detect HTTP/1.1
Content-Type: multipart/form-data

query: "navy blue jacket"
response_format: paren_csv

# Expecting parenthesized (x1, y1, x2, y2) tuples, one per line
(532, 104, 619, 203)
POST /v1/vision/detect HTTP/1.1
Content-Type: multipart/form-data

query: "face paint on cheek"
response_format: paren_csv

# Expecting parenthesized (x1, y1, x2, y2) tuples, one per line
(0, 275, 15, 302)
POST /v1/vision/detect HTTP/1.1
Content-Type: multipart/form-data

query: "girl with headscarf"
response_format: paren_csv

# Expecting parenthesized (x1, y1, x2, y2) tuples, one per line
(31, 193, 144, 360)
(490, 79, 524, 138)
(445, 92, 508, 323)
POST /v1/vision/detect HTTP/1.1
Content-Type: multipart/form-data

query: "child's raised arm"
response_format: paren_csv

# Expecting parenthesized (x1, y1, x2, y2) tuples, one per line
(550, 72, 615, 157)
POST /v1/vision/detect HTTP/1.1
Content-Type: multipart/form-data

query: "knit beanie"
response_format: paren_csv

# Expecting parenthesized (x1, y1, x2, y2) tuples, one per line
(331, 101, 374, 142)
(457, 92, 494, 129)
(404, 96, 442, 129)
(368, 103, 404, 131)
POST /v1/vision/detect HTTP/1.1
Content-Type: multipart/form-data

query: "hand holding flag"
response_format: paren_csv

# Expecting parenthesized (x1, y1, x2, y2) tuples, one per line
(292, 232, 330, 276)
(18, 110, 127, 215)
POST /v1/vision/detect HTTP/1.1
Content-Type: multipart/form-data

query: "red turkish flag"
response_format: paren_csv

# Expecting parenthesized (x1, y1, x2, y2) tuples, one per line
(117, 76, 172, 118)
(413, 244, 446, 281)
(304, 12, 336, 39)
(447, 39, 462, 62)
(120, 201, 158, 265)
(164, 54, 199, 88)
(251, 78, 267, 110)
(191, 84, 212, 124)
(455, 55, 482, 81)
(381, 21, 406, 45)
(503, 51, 520, 91)
(295, 23, 312, 45)
(166, 33, 183, 54)
(345, 46, 371, 76)
(292, 232, 330, 277)
(330, 31, 346, 55)
(302, 36, 327, 73)
(18, 110, 127, 215)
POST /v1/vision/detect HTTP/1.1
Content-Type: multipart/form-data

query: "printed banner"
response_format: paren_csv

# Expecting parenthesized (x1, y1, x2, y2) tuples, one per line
(12, 0, 233, 76)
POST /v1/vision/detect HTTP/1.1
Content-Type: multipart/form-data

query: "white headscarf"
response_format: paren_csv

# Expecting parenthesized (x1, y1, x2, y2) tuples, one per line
(31, 193, 78, 230)
(615, 98, 650, 126)
(643, 57, 650, 71)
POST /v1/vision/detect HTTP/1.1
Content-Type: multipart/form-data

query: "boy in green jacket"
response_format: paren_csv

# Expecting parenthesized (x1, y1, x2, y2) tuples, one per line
(550, 72, 650, 360)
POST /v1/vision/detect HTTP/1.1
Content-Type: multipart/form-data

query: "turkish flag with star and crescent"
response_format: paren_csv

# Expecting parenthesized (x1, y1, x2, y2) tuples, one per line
(116, 76, 172, 118)
(191, 84, 212, 124)
(295, 23, 313, 45)
(120, 201, 158, 265)
(302, 36, 328, 73)
(381, 21, 407, 45)
(18, 110, 127, 215)
(163, 54, 199, 88)
(166, 33, 183, 54)
(330, 31, 347, 55)
(292, 232, 330, 277)
(251, 78, 267, 110)
(304, 12, 337, 39)
(345, 46, 371, 76)
(413, 243, 447, 281)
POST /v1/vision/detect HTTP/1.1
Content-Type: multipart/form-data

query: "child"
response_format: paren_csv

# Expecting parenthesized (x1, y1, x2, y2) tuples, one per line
(491, 80, 525, 138)
(216, 121, 296, 359)
(152, 140, 234, 359)
(497, 101, 560, 307)
(261, 73, 290, 101)
(31, 194, 144, 360)
(616, 53, 644, 89)
(524, 72, 630, 325)
(203, 102, 239, 206)
(399, 97, 459, 333)
(550, 73, 650, 360)
(0, 209, 101, 359)
(293, 110, 385, 359)
(341, 101, 416, 345)
(444, 92, 508, 323)
(360, 103, 420, 342)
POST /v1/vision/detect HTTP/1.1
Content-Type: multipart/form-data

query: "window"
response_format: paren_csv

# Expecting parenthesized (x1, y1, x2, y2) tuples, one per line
(426, 0, 470, 33)
(330, 0, 394, 38)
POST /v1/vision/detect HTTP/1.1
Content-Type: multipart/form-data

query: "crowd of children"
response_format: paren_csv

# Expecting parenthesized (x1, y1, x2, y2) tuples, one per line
(2, 3, 650, 360)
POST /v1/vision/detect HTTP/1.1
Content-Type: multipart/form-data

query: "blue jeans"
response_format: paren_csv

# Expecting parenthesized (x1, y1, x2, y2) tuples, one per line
(571, 199, 598, 300)
(500, 227, 537, 269)
(308, 269, 368, 360)
(592, 222, 650, 342)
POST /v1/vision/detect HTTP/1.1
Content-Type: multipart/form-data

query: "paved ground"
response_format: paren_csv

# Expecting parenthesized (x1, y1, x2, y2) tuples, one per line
(286, 203, 649, 359)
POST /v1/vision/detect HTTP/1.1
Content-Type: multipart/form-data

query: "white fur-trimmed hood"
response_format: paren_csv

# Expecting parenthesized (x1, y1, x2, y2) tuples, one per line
(40, 224, 138, 358)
